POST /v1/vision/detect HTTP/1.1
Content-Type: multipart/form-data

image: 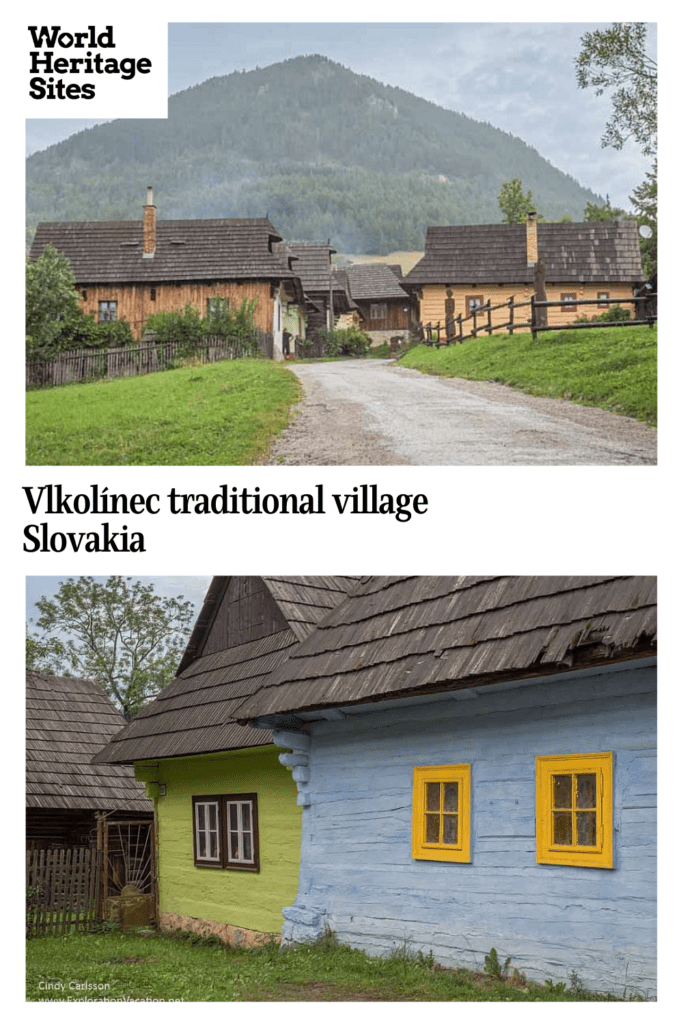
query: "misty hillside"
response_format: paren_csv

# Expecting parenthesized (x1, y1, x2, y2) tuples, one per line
(26, 54, 602, 253)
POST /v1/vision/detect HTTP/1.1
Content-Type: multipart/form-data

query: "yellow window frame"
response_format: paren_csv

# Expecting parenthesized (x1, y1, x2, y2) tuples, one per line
(536, 752, 613, 868)
(412, 764, 471, 863)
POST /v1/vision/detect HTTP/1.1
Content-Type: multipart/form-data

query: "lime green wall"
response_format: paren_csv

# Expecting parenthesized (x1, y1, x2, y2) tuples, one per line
(137, 747, 301, 933)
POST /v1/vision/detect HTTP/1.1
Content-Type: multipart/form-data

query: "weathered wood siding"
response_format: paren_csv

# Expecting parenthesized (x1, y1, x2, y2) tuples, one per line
(79, 280, 274, 339)
(419, 282, 637, 331)
(282, 663, 656, 996)
(358, 300, 411, 332)
(140, 747, 301, 935)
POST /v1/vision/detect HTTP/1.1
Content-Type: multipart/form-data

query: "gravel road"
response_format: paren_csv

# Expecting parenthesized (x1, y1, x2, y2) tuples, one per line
(264, 359, 656, 466)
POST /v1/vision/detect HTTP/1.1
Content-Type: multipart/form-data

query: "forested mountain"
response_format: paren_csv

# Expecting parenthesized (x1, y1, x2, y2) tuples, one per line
(26, 54, 602, 253)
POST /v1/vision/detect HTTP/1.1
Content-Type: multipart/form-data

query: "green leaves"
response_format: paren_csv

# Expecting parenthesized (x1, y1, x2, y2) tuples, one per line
(31, 577, 194, 719)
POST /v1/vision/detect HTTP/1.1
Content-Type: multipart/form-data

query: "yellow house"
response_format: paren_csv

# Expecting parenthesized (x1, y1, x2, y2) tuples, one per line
(403, 214, 645, 335)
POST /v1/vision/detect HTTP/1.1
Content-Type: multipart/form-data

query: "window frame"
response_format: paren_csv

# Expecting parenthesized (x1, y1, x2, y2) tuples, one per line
(560, 292, 577, 311)
(535, 752, 613, 869)
(192, 793, 260, 872)
(412, 764, 471, 863)
(98, 299, 118, 323)
(465, 294, 484, 316)
(369, 302, 388, 321)
(597, 290, 610, 309)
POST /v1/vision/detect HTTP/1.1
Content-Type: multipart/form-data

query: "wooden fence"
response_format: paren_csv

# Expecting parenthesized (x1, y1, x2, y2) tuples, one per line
(26, 331, 273, 390)
(27, 847, 101, 937)
(420, 293, 657, 345)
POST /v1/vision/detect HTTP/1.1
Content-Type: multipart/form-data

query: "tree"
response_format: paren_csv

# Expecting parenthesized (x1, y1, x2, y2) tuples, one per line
(30, 577, 194, 719)
(575, 23, 657, 157)
(498, 178, 537, 224)
(26, 630, 66, 673)
(630, 160, 657, 278)
(26, 243, 84, 355)
(584, 197, 629, 221)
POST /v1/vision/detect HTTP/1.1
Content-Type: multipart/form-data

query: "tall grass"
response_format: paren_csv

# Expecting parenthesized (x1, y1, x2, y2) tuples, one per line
(26, 359, 301, 465)
(399, 325, 657, 425)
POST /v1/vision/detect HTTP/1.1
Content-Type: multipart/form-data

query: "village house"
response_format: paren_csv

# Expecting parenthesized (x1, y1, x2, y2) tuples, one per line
(403, 215, 645, 333)
(29, 189, 304, 358)
(26, 671, 152, 851)
(236, 576, 657, 997)
(283, 243, 357, 348)
(344, 262, 415, 344)
(92, 576, 359, 945)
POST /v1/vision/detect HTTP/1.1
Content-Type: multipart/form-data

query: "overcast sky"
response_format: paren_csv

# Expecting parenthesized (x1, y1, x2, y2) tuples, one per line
(25, 21, 657, 211)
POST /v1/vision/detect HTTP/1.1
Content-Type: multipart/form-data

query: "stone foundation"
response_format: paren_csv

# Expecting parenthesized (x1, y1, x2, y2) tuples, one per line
(159, 911, 280, 948)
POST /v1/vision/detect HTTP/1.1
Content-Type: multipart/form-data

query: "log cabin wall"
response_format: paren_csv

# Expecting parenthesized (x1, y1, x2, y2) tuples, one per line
(79, 280, 275, 340)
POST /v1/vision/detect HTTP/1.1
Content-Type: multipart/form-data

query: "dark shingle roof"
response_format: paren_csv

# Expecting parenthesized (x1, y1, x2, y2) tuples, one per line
(286, 244, 336, 293)
(346, 263, 410, 301)
(404, 222, 644, 286)
(236, 576, 657, 721)
(30, 218, 298, 285)
(26, 673, 152, 812)
(93, 577, 360, 765)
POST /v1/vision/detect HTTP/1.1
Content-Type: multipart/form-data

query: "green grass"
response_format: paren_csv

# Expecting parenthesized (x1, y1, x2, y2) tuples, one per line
(399, 325, 657, 425)
(25, 359, 301, 465)
(26, 930, 639, 1002)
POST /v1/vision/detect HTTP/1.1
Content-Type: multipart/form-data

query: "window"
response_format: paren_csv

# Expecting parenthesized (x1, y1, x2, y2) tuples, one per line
(98, 300, 117, 322)
(536, 753, 613, 868)
(370, 303, 387, 321)
(466, 295, 484, 315)
(560, 293, 577, 311)
(597, 291, 610, 309)
(192, 794, 260, 871)
(412, 765, 471, 863)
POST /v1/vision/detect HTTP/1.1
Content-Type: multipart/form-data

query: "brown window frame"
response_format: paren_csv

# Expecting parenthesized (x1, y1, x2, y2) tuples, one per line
(370, 302, 388, 321)
(98, 299, 117, 323)
(192, 793, 260, 872)
(465, 294, 484, 315)
(597, 291, 610, 309)
(561, 293, 577, 311)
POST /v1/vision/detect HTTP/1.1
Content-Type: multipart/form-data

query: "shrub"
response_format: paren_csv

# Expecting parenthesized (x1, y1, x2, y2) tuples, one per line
(318, 326, 371, 357)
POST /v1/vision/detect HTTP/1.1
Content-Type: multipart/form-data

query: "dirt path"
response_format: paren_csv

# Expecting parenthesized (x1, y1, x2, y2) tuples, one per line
(264, 360, 656, 466)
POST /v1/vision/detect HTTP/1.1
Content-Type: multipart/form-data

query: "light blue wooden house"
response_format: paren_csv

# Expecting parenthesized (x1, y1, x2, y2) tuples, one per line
(238, 576, 657, 998)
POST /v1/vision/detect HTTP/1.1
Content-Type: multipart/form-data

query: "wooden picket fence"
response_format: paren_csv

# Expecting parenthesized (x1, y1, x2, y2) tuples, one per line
(26, 331, 273, 390)
(26, 847, 101, 937)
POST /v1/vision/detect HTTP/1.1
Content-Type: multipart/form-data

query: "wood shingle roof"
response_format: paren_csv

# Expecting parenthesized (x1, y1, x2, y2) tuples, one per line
(26, 672, 152, 812)
(93, 576, 360, 765)
(404, 221, 644, 286)
(30, 217, 299, 285)
(236, 576, 657, 721)
(345, 262, 410, 301)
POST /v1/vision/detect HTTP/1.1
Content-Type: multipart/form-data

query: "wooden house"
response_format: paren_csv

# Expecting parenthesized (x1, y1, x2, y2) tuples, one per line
(29, 188, 304, 357)
(92, 576, 359, 946)
(284, 244, 357, 346)
(26, 671, 152, 851)
(237, 576, 657, 997)
(345, 262, 414, 342)
(403, 215, 645, 332)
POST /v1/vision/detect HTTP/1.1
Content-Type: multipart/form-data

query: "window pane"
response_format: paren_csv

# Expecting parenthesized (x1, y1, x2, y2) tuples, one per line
(229, 804, 238, 830)
(208, 804, 218, 830)
(241, 803, 252, 831)
(197, 805, 205, 830)
(209, 831, 219, 859)
(443, 814, 458, 845)
(198, 833, 206, 859)
(576, 812, 597, 846)
(426, 783, 440, 812)
(425, 814, 440, 843)
(553, 775, 572, 808)
(443, 783, 458, 813)
(230, 831, 240, 860)
(576, 774, 596, 809)
(243, 834, 253, 862)
(553, 811, 573, 845)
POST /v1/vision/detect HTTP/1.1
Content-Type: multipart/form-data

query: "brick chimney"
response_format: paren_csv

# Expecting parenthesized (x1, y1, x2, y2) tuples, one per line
(526, 211, 538, 265)
(143, 186, 156, 258)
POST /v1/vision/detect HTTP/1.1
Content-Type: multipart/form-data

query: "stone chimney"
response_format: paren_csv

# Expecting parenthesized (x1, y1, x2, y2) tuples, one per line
(143, 186, 156, 258)
(526, 211, 538, 265)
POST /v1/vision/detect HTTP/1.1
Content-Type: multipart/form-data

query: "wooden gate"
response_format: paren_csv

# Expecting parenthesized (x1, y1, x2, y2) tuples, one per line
(26, 847, 100, 937)
(98, 817, 156, 926)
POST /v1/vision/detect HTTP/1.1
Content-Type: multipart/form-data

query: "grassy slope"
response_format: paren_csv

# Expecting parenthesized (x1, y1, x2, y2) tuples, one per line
(26, 931, 632, 1002)
(26, 360, 301, 466)
(399, 326, 657, 426)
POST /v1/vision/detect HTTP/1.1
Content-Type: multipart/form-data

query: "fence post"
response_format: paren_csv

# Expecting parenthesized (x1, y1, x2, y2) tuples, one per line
(530, 295, 537, 339)
(508, 296, 515, 334)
